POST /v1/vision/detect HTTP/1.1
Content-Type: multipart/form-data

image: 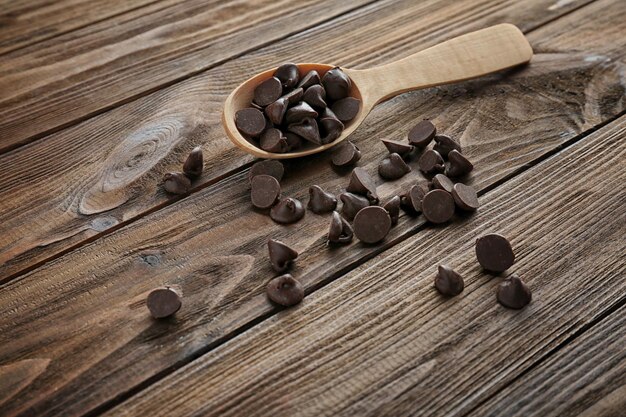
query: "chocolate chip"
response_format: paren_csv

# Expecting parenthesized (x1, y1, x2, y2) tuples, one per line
(249, 160, 284, 182)
(330, 97, 360, 122)
(282, 88, 304, 106)
(260, 128, 289, 153)
(254, 76, 283, 107)
(273, 63, 300, 89)
(270, 197, 305, 224)
(268, 238, 298, 273)
(422, 189, 455, 224)
(328, 211, 353, 244)
(308, 185, 337, 214)
(401, 183, 429, 213)
(446, 150, 474, 177)
(381, 139, 414, 157)
(497, 274, 531, 309)
(284, 132, 303, 151)
(383, 195, 401, 225)
(303, 85, 327, 109)
(285, 102, 318, 124)
(183, 146, 203, 178)
(353, 206, 391, 244)
(475, 234, 515, 273)
(339, 192, 369, 221)
(147, 287, 181, 319)
(435, 265, 464, 296)
(433, 134, 462, 157)
(319, 107, 344, 144)
(265, 97, 288, 125)
(408, 120, 436, 147)
(378, 153, 411, 180)
(322, 67, 351, 101)
(235, 108, 266, 137)
(418, 149, 445, 174)
(331, 141, 361, 167)
(432, 174, 454, 193)
(346, 167, 378, 203)
(250, 174, 281, 209)
(297, 70, 320, 89)
(163, 172, 191, 195)
(452, 183, 479, 211)
(266, 274, 304, 307)
(287, 117, 321, 145)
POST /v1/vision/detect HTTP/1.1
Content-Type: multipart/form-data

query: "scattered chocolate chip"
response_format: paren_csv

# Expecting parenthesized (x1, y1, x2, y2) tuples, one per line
(250, 174, 281, 209)
(378, 153, 411, 180)
(235, 108, 266, 137)
(297, 70, 320, 89)
(265, 97, 288, 125)
(331, 97, 360, 122)
(285, 102, 318, 124)
(381, 139, 414, 157)
(418, 149, 445, 174)
(183, 146, 203, 178)
(346, 167, 378, 203)
(331, 141, 361, 167)
(284, 132, 303, 151)
(452, 183, 479, 211)
(163, 172, 191, 195)
(260, 128, 289, 153)
(353, 206, 391, 244)
(288, 117, 321, 145)
(254, 76, 283, 107)
(303, 84, 327, 109)
(328, 211, 354, 244)
(308, 185, 337, 214)
(322, 67, 351, 101)
(433, 134, 462, 157)
(270, 197, 305, 224)
(497, 274, 532, 309)
(266, 274, 304, 307)
(408, 120, 436, 147)
(268, 239, 298, 273)
(249, 160, 284, 182)
(432, 173, 454, 193)
(383, 195, 401, 225)
(273, 63, 300, 89)
(147, 287, 181, 319)
(319, 107, 344, 144)
(435, 265, 464, 296)
(446, 149, 474, 177)
(475, 234, 515, 273)
(422, 189, 455, 224)
(340, 192, 370, 221)
(401, 183, 429, 213)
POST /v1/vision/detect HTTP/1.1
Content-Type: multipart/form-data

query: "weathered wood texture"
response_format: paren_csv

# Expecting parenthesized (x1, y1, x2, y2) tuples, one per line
(0, 0, 161, 55)
(105, 115, 626, 417)
(1, 1, 624, 416)
(0, 0, 600, 279)
(0, 0, 376, 152)
(476, 307, 626, 417)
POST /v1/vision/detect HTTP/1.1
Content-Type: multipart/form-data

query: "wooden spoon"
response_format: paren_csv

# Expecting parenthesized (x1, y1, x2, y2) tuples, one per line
(223, 23, 532, 159)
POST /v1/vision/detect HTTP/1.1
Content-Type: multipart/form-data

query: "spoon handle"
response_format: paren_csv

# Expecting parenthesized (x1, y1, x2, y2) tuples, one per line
(347, 24, 532, 104)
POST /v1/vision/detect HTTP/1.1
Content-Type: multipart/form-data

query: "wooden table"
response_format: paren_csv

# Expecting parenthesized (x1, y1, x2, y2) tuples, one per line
(1, 1, 624, 416)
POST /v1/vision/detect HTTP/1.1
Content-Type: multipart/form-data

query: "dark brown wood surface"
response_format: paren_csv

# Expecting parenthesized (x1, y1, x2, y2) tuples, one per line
(0, 0, 624, 416)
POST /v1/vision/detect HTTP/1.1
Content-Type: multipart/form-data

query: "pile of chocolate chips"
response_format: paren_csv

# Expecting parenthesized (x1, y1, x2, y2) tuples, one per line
(235, 64, 362, 153)
(162, 146, 204, 195)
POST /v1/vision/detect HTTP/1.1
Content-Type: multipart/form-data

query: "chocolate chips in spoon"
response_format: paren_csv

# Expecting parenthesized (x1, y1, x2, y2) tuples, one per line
(235, 108, 266, 137)
(274, 63, 299, 89)
(268, 239, 298, 273)
(266, 274, 304, 307)
(254, 76, 283, 106)
(331, 97, 360, 122)
(322, 67, 351, 100)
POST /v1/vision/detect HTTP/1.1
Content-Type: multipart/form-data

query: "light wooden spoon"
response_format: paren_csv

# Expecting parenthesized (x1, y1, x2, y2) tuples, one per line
(223, 23, 532, 159)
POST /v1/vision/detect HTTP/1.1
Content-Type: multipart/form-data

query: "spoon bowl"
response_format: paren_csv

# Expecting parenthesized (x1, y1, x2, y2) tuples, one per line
(223, 24, 533, 159)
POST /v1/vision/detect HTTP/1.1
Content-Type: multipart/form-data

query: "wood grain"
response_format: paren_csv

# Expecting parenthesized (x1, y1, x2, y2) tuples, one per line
(0, 0, 161, 55)
(475, 307, 626, 417)
(104, 114, 626, 417)
(0, 0, 375, 152)
(0, 0, 602, 280)
(0, 1, 624, 415)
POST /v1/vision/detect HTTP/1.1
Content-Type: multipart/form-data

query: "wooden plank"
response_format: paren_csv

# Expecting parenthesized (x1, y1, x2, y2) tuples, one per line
(0, 0, 599, 279)
(102, 114, 626, 417)
(0, 0, 161, 55)
(475, 307, 626, 417)
(1, 0, 624, 416)
(0, 0, 375, 152)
